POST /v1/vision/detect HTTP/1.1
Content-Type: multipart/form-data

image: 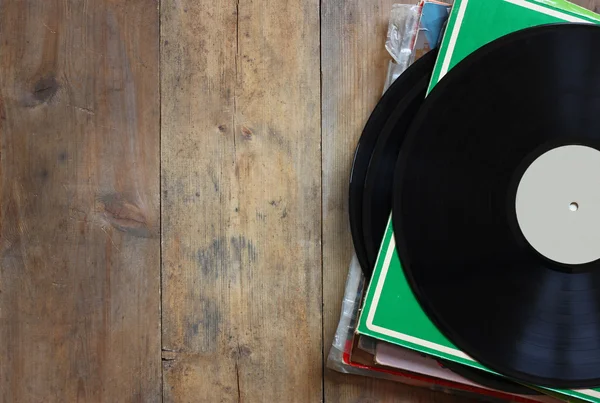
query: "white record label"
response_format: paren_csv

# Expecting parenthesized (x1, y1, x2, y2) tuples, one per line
(516, 145, 600, 265)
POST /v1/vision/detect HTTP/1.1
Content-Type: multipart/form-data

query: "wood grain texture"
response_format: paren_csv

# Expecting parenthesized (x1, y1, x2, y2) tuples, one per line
(325, 371, 477, 403)
(573, 0, 600, 12)
(160, 0, 322, 401)
(0, 0, 161, 402)
(320, 1, 475, 402)
(5, 0, 600, 401)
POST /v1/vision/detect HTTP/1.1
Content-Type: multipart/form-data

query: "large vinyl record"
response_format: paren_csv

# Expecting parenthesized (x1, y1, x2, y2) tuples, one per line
(349, 51, 436, 278)
(393, 24, 600, 389)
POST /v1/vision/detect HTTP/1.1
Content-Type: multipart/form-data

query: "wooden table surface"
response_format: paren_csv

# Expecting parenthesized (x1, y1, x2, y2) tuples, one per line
(2, 0, 600, 402)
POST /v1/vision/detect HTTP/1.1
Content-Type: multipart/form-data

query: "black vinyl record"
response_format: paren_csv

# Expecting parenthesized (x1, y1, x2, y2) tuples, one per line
(349, 51, 436, 278)
(362, 50, 437, 269)
(393, 23, 600, 388)
(356, 49, 536, 395)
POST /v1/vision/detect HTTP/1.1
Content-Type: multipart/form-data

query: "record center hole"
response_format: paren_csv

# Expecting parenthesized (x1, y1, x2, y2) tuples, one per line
(569, 202, 579, 212)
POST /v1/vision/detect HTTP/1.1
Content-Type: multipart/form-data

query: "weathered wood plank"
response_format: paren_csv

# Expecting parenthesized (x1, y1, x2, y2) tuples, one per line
(574, 0, 600, 13)
(160, 0, 322, 401)
(321, 1, 475, 401)
(0, 0, 161, 402)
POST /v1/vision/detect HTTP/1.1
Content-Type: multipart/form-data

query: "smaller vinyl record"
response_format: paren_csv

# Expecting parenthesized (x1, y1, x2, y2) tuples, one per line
(362, 50, 437, 267)
(349, 51, 437, 278)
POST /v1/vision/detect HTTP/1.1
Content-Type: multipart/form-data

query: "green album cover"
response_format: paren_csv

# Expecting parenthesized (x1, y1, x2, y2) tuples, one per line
(357, 0, 600, 401)
(428, 0, 600, 93)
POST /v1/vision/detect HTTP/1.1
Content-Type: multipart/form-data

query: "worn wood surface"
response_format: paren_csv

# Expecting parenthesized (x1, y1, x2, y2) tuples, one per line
(160, 0, 322, 401)
(574, 0, 600, 12)
(6, 0, 600, 402)
(0, 0, 161, 402)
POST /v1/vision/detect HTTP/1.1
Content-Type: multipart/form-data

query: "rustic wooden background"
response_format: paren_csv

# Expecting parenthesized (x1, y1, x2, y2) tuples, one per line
(1, 0, 600, 402)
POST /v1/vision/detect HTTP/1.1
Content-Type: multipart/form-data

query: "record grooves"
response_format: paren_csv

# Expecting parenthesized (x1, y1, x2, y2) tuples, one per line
(393, 23, 600, 388)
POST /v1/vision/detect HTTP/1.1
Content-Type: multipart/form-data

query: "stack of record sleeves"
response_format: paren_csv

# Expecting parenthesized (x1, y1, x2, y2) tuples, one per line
(332, 0, 600, 401)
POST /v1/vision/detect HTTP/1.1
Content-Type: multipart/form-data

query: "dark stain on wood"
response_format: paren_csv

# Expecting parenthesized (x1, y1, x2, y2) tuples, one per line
(188, 297, 221, 353)
(32, 75, 59, 104)
(230, 235, 246, 258)
(196, 237, 226, 276)
(230, 235, 257, 263)
(247, 241, 257, 263)
(39, 168, 49, 181)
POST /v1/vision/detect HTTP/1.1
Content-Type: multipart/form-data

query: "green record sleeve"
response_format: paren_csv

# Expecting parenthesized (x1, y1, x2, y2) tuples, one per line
(428, 0, 600, 93)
